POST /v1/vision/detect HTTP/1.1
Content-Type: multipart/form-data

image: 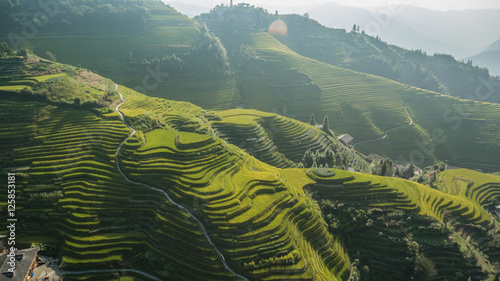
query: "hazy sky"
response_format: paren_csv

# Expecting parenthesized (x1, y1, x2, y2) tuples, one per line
(189, 0, 500, 11)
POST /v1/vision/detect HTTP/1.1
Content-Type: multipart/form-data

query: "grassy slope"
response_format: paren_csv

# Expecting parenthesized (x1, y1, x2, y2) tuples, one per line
(0, 0, 241, 110)
(248, 32, 500, 172)
(121, 128, 350, 280)
(212, 108, 369, 171)
(0, 96, 243, 281)
(1, 56, 498, 279)
(434, 169, 500, 206)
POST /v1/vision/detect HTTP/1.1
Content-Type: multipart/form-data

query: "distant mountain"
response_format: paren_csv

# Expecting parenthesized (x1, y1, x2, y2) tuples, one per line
(381, 6, 500, 56)
(485, 37, 500, 51)
(307, 3, 500, 58)
(467, 38, 500, 76)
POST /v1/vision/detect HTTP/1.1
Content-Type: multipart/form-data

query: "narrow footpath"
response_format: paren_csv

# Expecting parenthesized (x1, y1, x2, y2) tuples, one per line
(352, 99, 417, 149)
(114, 85, 248, 280)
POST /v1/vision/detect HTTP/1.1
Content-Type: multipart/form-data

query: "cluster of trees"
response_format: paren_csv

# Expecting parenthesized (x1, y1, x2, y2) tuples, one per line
(405, 238, 438, 280)
(0, 42, 15, 57)
(309, 113, 332, 136)
(344, 54, 446, 95)
(318, 200, 370, 234)
(299, 148, 345, 169)
(345, 47, 500, 102)
(369, 158, 417, 179)
(0, 42, 29, 59)
(351, 24, 360, 33)
(142, 24, 230, 77)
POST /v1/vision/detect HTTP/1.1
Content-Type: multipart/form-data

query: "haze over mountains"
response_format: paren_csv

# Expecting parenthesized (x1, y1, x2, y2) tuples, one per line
(1, 1, 500, 280)
(170, 0, 500, 75)
(468, 38, 500, 76)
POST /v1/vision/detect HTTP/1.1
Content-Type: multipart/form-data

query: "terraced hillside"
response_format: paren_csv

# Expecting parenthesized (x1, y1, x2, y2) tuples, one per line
(197, 6, 500, 172)
(433, 169, 500, 271)
(0, 0, 241, 108)
(212, 109, 369, 171)
(247, 32, 500, 172)
(119, 128, 350, 280)
(0, 95, 246, 280)
(273, 14, 500, 104)
(303, 168, 500, 280)
(434, 169, 500, 206)
(305, 169, 490, 225)
(3, 1, 499, 172)
(0, 55, 351, 280)
(1, 54, 499, 280)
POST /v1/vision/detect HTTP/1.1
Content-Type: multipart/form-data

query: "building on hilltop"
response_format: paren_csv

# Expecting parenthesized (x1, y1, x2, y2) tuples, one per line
(338, 134, 354, 146)
(0, 248, 38, 281)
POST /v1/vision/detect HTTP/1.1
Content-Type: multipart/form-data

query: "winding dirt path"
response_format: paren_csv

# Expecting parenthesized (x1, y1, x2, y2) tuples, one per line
(352, 99, 417, 149)
(112, 85, 248, 281)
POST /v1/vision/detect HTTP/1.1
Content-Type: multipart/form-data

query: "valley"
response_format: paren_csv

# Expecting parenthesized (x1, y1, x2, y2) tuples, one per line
(0, 1, 499, 280)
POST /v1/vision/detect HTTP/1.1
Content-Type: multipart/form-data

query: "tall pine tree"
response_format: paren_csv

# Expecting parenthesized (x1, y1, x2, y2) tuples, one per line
(309, 113, 316, 126)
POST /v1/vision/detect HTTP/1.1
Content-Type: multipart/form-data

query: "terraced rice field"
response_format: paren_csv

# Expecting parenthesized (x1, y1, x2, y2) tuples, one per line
(306, 169, 490, 225)
(434, 169, 500, 206)
(248, 32, 500, 171)
(119, 126, 351, 280)
(343, 209, 481, 281)
(0, 94, 245, 280)
(212, 108, 369, 171)
(249, 32, 416, 141)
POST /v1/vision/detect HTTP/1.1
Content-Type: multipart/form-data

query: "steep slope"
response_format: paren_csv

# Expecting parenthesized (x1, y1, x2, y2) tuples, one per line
(434, 169, 500, 212)
(0, 0, 240, 108)
(250, 32, 500, 172)
(306, 2, 467, 57)
(467, 48, 500, 76)
(273, 14, 500, 104)
(199, 6, 500, 172)
(1, 50, 499, 280)
(0, 54, 351, 280)
(212, 109, 369, 171)
(303, 168, 499, 280)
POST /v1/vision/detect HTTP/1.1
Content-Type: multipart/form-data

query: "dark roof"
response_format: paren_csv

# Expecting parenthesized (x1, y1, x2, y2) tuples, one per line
(0, 248, 38, 281)
(338, 134, 354, 144)
(367, 153, 384, 162)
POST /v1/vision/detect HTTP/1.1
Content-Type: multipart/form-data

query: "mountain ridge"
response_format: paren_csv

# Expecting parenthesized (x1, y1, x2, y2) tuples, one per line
(1, 1, 500, 280)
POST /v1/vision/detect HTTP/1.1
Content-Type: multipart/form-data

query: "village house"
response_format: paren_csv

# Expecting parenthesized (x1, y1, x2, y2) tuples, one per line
(338, 134, 354, 146)
(0, 248, 38, 281)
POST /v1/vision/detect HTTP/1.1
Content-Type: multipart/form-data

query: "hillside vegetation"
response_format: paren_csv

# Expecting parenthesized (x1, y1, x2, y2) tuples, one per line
(1, 3, 500, 281)
(274, 14, 500, 103)
(3, 2, 500, 171)
(199, 5, 500, 172)
(0, 0, 241, 108)
(1, 53, 499, 280)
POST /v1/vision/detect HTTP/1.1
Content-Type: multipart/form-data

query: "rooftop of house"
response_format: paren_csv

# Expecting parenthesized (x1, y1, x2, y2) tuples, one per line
(0, 248, 38, 281)
(338, 133, 354, 144)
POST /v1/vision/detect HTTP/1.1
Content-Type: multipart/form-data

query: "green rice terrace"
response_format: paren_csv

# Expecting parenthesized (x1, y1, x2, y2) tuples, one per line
(3, 0, 500, 172)
(199, 7, 500, 172)
(0, 0, 240, 107)
(0, 52, 499, 280)
(245, 31, 500, 172)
